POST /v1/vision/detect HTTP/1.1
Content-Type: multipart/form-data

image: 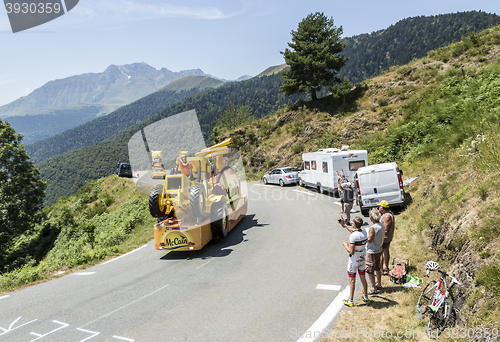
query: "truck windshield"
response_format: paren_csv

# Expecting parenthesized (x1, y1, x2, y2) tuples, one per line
(167, 177, 182, 189)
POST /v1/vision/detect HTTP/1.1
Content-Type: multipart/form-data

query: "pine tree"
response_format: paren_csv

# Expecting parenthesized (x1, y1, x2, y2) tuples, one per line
(280, 12, 347, 101)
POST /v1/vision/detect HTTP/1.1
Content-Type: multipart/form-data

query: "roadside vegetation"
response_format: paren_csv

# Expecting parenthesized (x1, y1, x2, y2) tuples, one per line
(0, 177, 155, 293)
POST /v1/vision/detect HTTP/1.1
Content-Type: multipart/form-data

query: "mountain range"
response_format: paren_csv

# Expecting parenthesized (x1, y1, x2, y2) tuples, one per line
(0, 63, 225, 144)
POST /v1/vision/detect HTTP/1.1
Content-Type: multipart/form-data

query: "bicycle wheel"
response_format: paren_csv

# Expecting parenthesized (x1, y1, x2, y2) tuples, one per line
(427, 298, 452, 337)
(418, 281, 437, 313)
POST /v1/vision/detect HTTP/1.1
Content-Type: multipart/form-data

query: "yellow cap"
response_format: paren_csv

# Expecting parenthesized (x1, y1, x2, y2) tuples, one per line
(378, 200, 390, 208)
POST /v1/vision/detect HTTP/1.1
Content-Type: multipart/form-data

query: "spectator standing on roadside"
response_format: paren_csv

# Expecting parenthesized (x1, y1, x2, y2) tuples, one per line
(338, 181, 354, 225)
(365, 208, 385, 294)
(338, 216, 371, 307)
(378, 200, 395, 275)
(336, 169, 347, 213)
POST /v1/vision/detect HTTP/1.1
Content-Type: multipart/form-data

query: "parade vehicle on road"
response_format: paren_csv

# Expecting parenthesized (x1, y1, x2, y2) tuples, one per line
(148, 138, 247, 251)
(151, 150, 166, 179)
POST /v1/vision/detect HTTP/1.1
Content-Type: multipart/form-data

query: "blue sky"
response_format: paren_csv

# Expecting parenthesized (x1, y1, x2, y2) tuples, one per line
(0, 0, 498, 106)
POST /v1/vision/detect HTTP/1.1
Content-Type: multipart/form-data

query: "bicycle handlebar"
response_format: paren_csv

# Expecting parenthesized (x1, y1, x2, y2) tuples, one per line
(427, 268, 462, 286)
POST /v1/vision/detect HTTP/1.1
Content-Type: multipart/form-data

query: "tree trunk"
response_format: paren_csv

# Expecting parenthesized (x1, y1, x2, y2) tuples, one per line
(311, 89, 318, 101)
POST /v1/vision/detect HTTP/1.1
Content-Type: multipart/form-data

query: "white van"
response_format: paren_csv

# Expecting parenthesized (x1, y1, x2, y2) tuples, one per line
(299, 146, 368, 195)
(355, 162, 405, 215)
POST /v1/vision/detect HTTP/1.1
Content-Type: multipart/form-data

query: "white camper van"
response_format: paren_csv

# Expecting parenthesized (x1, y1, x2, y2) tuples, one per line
(299, 146, 368, 195)
(355, 162, 405, 215)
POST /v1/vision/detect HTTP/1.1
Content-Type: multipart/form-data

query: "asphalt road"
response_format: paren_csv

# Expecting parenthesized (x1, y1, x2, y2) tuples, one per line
(0, 182, 370, 342)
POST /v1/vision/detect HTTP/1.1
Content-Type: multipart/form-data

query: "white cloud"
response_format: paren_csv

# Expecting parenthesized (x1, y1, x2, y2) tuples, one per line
(72, 0, 235, 24)
(0, 75, 15, 86)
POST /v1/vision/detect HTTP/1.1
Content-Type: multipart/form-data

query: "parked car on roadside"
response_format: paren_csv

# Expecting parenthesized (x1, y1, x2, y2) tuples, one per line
(116, 163, 133, 178)
(262, 167, 299, 186)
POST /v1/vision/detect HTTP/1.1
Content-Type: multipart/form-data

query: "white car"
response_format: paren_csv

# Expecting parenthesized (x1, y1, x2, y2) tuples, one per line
(263, 167, 299, 186)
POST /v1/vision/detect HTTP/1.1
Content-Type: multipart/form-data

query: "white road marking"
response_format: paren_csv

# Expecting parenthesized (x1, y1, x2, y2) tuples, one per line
(316, 284, 342, 291)
(0, 295, 9, 300)
(296, 286, 350, 342)
(112, 336, 134, 341)
(293, 190, 315, 196)
(0, 317, 37, 336)
(80, 284, 170, 328)
(29, 320, 69, 342)
(101, 244, 148, 265)
(73, 272, 96, 276)
(77, 328, 100, 341)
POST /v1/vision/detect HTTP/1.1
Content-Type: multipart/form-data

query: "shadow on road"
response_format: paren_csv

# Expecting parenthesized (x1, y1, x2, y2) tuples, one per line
(159, 214, 268, 261)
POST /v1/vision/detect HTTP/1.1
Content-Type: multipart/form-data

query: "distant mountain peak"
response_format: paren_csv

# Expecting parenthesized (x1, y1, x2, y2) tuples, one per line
(0, 63, 214, 119)
(236, 75, 253, 81)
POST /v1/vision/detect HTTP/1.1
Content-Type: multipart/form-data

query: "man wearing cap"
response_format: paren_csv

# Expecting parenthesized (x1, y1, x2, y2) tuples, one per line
(338, 181, 354, 225)
(378, 200, 395, 274)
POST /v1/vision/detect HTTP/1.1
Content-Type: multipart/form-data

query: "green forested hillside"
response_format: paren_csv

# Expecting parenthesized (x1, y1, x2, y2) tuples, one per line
(339, 11, 500, 83)
(25, 87, 204, 163)
(156, 75, 224, 92)
(38, 73, 303, 205)
(5, 104, 105, 145)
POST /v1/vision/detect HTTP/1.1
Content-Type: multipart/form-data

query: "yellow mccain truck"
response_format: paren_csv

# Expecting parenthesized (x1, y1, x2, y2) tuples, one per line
(151, 150, 166, 179)
(148, 138, 248, 251)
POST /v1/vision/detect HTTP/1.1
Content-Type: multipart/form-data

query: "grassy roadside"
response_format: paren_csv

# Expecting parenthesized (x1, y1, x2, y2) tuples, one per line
(324, 147, 500, 341)
(0, 176, 156, 294)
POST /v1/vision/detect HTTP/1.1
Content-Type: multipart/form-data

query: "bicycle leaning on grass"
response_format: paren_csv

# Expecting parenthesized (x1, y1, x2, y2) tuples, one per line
(417, 261, 463, 337)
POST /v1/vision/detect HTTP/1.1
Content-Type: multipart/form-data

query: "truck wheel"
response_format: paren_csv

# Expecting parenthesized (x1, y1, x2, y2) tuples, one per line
(360, 202, 368, 216)
(317, 184, 323, 194)
(211, 201, 229, 239)
(190, 185, 206, 218)
(216, 166, 239, 200)
(299, 178, 304, 187)
(149, 186, 166, 218)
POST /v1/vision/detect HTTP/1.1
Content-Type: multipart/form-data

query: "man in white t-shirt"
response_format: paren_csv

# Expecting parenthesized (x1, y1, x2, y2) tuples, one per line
(365, 208, 385, 294)
(338, 216, 371, 307)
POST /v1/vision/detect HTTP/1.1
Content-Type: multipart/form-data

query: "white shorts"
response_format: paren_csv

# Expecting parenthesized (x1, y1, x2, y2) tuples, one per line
(347, 256, 366, 278)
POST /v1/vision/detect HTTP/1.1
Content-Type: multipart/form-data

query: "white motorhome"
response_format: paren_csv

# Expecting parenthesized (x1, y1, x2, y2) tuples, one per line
(355, 162, 405, 215)
(298, 146, 368, 195)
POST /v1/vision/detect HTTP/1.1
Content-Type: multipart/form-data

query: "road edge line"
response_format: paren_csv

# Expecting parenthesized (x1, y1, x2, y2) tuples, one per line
(100, 244, 148, 265)
(296, 285, 350, 342)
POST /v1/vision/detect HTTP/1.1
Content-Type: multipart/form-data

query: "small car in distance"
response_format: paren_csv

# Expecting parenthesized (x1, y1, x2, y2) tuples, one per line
(116, 163, 133, 178)
(262, 167, 299, 186)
